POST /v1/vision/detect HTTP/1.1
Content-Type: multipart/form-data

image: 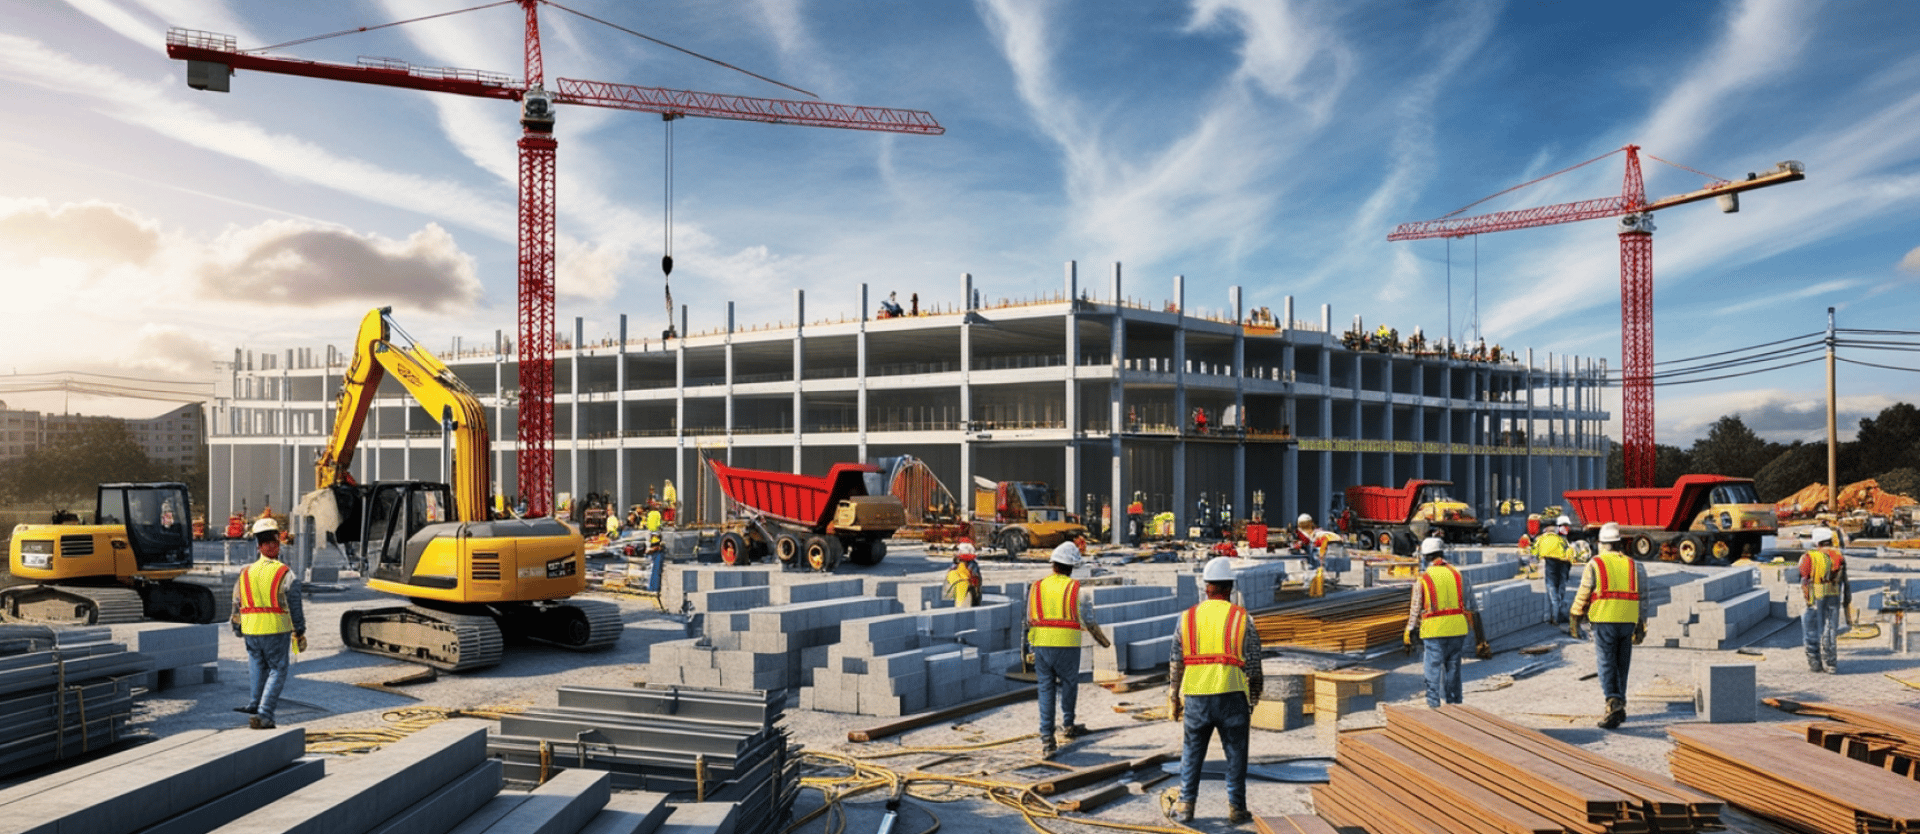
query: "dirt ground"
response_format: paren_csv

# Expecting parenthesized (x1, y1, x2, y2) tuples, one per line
(110, 543, 1920, 832)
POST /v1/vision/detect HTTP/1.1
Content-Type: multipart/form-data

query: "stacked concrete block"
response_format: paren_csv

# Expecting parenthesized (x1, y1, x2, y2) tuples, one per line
(1454, 558, 1520, 587)
(802, 601, 1027, 716)
(1646, 567, 1779, 649)
(0, 625, 151, 779)
(648, 596, 901, 693)
(1087, 585, 1184, 676)
(667, 567, 772, 616)
(110, 622, 220, 691)
(1471, 578, 1540, 641)
(1694, 662, 1757, 723)
(0, 725, 308, 834)
(1756, 565, 1809, 620)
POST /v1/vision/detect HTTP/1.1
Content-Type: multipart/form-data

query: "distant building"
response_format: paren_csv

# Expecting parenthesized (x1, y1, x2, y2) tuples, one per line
(205, 267, 1609, 531)
(127, 403, 207, 474)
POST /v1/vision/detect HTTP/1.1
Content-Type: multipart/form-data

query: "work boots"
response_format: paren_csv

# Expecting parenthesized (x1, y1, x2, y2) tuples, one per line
(1171, 801, 1194, 822)
(1228, 806, 1254, 824)
(1597, 698, 1625, 730)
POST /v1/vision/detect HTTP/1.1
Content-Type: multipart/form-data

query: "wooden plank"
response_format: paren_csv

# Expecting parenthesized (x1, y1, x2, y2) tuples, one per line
(1386, 706, 1633, 819)
(1342, 734, 1562, 834)
(1056, 782, 1128, 813)
(1669, 723, 1920, 822)
(1030, 751, 1173, 796)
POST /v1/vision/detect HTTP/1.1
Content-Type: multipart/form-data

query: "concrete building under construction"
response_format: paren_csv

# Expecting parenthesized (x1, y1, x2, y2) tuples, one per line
(206, 265, 1608, 533)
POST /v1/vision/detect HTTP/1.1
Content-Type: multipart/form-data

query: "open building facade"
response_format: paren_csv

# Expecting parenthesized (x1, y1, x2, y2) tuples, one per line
(207, 265, 1608, 533)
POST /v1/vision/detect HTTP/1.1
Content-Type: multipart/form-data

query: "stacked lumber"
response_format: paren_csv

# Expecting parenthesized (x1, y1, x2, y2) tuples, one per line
(1671, 708, 1920, 833)
(0, 624, 151, 778)
(1770, 699, 1920, 780)
(1314, 704, 1721, 834)
(1254, 586, 1407, 652)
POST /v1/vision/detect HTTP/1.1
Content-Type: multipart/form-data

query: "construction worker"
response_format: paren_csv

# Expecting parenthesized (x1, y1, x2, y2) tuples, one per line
(1127, 493, 1146, 546)
(1025, 533, 1111, 759)
(644, 532, 667, 593)
(1799, 527, 1853, 673)
(1293, 514, 1338, 568)
(645, 504, 663, 533)
(946, 541, 983, 608)
(1404, 537, 1483, 708)
(604, 506, 621, 540)
(1568, 522, 1649, 730)
(661, 479, 678, 524)
(230, 518, 306, 730)
(1534, 515, 1577, 625)
(1169, 557, 1261, 825)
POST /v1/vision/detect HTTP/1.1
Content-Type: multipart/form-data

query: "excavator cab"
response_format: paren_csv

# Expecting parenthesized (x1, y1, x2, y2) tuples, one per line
(352, 481, 459, 589)
(4, 482, 223, 625)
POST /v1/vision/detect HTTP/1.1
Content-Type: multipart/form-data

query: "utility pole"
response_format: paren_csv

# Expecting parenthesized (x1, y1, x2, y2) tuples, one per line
(1826, 307, 1837, 511)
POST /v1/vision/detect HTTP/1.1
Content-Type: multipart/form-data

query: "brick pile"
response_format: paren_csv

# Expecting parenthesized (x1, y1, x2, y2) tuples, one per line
(1645, 567, 1778, 649)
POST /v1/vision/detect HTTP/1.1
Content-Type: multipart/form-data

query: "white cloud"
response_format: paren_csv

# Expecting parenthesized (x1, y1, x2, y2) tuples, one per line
(1901, 245, 1920, 273)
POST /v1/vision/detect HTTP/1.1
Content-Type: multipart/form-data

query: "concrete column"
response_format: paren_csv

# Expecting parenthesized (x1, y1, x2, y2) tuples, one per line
(1172, 275, 1187, 531)
(858, 285, 869, 461)
(1230, 285, 1245, 522)
(1317, 338, 1333, 524)
(1524, 348, 1537, 507)
(959, 273, 974, 496)
(494, 331, 508, 508)
(1108, 263, 1126, 543)
(570, 316, 583, 506)
(1063, 262, 1079, 517)
(793, 289, 805, 471)
(616, 314, 628, 512)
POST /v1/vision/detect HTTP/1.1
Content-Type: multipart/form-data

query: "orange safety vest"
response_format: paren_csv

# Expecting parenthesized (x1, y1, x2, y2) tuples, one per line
(1027, 574, 1083, 648)
(1586, 552, 1640, 623)
(1418, 563, 1470, 638)
(1180, 599, 1249, 696)
(1805, 548, 1845, 601)
(237, 558, 293, 635)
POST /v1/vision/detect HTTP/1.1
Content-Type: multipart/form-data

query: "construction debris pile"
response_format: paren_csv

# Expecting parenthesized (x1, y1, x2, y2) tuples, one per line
(1670, 701, 1920, 833)
(1314, 704, 1724, 833)
(487, 683, 797, 834)
(0, 624, 149, 779)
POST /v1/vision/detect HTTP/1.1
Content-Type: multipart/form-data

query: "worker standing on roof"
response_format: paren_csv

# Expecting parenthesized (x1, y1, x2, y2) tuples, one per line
(1799, 527, 1852, 674)
(946, 541, 983, 608)
(231, 518, 306, 730)
(1404, 538, 1482, 709)
(1168, 556, 1261, 825)
(1025, 533, 1110, 759)
(662, 479, 678, 525)
(1568, 522, 1648, 730)
(1534, 516, 1576, 625)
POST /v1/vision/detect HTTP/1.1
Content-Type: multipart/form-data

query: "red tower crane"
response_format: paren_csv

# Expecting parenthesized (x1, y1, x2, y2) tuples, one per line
(166, 1, 942, 517)
(1387, 146, 1803, 488)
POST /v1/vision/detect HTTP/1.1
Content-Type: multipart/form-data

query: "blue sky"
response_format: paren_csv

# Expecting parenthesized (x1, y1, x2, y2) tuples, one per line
(3, 0, 1917, 447)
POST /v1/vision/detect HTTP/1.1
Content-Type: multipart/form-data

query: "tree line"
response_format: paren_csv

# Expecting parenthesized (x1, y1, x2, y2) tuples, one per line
(1605, 402, 1920, 500)
(0, 421, 208, 517)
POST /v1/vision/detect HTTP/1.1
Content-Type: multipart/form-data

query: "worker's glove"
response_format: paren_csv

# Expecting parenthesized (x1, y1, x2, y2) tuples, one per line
(1097, 637, 1113, 649)
(1475, 640, 1493, 660)
(1568, 619, 1584, 640)
(1402, 629, 1415, 656)
(294, 631, 308, 653)
(229, 618, 242, 638)
(1631, 624, 1646, 646)
(1845, 607, 1857, 628)
(1170, 694, 1184, 721)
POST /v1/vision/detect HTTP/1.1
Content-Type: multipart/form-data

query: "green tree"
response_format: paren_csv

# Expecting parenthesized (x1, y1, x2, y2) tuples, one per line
(1878, 467, 1920, 502)
(0, 421, 164, 506)
(1606, 443, 1691, 488)
(1687, 415, 1782, 479)
(1848, 402, 1920, 479)
(1753, 441, 1828, 503)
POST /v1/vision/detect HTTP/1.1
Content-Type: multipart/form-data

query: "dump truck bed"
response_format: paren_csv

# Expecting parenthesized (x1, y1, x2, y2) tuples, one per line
(707, 459, 881, 531)
(1564, 474, 1752, 532)
(1345, 480, 1452, 524)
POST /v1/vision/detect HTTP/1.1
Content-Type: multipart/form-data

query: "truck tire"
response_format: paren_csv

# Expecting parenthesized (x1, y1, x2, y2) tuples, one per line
(805, 535, 839, 572)
(847, 537, 887, 566)
(1631, 534, 1658, 559)
(1352, 530, 1377, 551)
(775, 532, 803, 565)
(1676, 534, 1707, 565)
(1395, 531, 1420, 556)
(719, 532, 750, 566)
(1001, 530, 1029, 559)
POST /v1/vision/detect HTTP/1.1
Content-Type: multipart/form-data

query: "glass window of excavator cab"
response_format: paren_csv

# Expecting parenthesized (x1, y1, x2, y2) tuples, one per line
(105, 484, 191, 564)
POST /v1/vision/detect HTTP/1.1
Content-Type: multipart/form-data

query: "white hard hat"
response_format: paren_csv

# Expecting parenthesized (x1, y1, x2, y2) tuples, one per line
(250, 517, 280, 538)
(1810, 527, 1834, 544)
(1049, 541, 1081, 566)
(1202, 556, 1237, 583)
(1420, 536, 1445, 555)
(1598, 522, 1623, 543)
(1556, 515, 1572, 527)
(956, 542, 976, 555)
(1297, 513, 1314, 525)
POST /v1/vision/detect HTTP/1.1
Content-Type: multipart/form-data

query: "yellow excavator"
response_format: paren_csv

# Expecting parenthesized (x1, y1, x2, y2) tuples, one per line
(313, 307, 621, 672)
(3, 482, 229, 625)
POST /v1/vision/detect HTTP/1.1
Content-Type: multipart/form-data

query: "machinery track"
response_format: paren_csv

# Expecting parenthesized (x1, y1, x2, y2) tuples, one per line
(0, 585, 146, 625)
(340, 605, 506, 673)
(140, 578, 232, 624)
(506, 598, 625, 651)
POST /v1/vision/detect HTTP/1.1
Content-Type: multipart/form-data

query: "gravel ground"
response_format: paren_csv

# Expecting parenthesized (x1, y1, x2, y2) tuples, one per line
(121, 544, 1920, 833)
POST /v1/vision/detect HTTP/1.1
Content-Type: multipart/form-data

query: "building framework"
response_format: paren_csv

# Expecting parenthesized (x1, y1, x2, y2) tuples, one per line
(207, 264, 1607, 532)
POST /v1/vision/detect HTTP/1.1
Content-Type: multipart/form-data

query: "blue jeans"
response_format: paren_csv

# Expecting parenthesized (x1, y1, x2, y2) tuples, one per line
(1177, 692, 1250, 810)
(1542, 559, 1571, 623)
(1033, 645, 1081, 739)
(1592, 622, 1635, 703)
(1422, 633, 1467, 707)
(1803, 596, 1841, 670)
(647, 549, 665, 593)
(244, 633, 292, 724)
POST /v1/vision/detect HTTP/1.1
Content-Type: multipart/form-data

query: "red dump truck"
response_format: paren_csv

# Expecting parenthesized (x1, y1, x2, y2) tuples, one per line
(1335, 480, 1488, 555)
(707, 459, 906, 571)
(1562, 474, 1776, 564)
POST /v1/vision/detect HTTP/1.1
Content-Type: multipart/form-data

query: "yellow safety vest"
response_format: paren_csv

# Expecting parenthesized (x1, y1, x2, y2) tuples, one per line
(946, 565, 974, 602)
(646, 510, 662, 531)
(237, 558, 293, 635)
(1027, 574, 1083, 648)
(1586, 553, 1640, 623)
(1533, 532, 1571, 561)
(1180, 599, 1249, 696)
(1418, 564, 1470, 638)
(1806, 548, 1844, 600)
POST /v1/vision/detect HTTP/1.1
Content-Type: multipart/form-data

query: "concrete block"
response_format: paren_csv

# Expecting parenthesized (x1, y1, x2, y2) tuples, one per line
(4, 726, 306, 834)
(363, 760, 503, 834)
(138, 758, 329, 834)
(1695, 662, 1756, 723)
(577, 793, 672, 834)
(467, 768, 610, 834)
(208, 719, 491, 834)
(654, 801, 740, 834)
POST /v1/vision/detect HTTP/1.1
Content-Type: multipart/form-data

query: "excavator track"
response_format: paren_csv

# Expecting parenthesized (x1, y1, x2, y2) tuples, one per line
(140, 578, 233, 624)
(340, 605, 505, 673)
(503, 599, 625, 651)
(0, 585, 145, 625)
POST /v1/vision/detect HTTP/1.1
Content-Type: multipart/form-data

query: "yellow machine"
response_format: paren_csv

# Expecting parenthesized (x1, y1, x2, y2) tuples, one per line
(967, 478, 1087, 559)
(314, 307, 621, 672)
(3, 482, 228, 625)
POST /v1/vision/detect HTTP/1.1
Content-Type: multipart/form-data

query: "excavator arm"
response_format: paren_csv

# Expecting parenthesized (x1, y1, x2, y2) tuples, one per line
(315, 307, 493, 523)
